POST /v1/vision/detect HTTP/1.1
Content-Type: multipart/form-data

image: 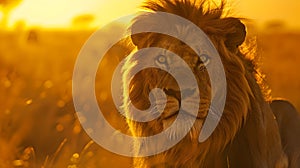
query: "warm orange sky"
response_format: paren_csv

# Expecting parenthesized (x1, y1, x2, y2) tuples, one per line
(5, 0, 300, 29)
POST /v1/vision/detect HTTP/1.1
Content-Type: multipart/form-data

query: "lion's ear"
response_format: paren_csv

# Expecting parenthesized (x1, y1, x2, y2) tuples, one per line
(224, 18, 246, 49)
(130, 13, 169, 48)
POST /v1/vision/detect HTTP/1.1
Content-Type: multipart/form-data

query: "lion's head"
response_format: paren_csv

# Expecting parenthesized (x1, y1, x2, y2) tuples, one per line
(121, 0, 287, 167)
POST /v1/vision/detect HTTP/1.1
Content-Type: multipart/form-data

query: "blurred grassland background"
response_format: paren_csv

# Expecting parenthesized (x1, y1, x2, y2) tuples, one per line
(0, 0, 300, 167)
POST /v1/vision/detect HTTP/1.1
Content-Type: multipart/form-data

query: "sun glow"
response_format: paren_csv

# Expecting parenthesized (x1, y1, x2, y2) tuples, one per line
(7, 0, 142, 29)
(2, 0, 300, 29)
(9, 0, 104, 28)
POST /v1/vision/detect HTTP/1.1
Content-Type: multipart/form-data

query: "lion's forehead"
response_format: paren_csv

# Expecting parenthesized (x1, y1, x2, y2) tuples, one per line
(173, 24, 211, 51)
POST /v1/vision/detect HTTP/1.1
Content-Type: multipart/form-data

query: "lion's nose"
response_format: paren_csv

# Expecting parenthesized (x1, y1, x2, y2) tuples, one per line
(163, 88, 180, 100)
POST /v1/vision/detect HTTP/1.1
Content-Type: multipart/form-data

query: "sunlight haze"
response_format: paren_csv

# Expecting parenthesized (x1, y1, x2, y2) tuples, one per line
(6, 0, 300, 29)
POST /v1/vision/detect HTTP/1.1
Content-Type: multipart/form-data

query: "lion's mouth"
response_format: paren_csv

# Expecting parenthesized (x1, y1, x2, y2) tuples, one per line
(162, 112, 177, 120)
(161, 99, 209, 121)
(160, 87, 209, 121)
(156, 89, 209, 133)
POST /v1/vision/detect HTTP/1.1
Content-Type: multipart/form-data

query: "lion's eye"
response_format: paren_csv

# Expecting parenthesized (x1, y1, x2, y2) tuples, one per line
(155, 55, 168, 65)
(200, 54, 210, 65)
(197, 54, 210, 70)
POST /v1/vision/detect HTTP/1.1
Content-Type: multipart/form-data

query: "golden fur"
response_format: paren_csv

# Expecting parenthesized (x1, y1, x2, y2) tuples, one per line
(121, 0, 288, 167)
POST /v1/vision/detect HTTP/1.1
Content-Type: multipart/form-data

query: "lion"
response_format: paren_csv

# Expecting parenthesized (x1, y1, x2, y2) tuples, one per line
(121, 0, 288, 167)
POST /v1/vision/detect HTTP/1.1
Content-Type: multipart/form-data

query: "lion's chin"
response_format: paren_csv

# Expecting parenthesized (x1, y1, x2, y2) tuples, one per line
(141, 134, 203, 168)
(134, 112, 208, 168)
(161, 113, 204, 142)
